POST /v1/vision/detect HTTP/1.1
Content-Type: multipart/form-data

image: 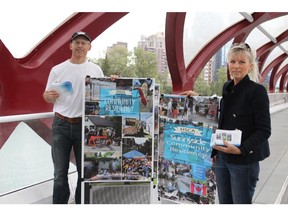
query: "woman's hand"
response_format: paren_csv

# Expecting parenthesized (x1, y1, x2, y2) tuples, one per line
(179, 90, 199, 97)
(213, 140, 241, 155)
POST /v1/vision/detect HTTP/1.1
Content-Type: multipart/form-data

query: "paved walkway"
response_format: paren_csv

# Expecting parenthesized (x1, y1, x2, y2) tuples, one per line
(253, 104, 288, 204)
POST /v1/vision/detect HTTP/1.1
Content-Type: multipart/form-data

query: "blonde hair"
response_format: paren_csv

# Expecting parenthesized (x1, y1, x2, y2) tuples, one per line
(228, 43, 260, 83)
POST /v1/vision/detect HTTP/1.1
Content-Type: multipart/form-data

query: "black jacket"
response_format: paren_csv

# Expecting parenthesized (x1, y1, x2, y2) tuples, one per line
(211, 75, 271, 164)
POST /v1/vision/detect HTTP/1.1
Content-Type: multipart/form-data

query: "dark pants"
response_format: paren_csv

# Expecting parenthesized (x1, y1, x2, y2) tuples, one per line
(52, 116, 82, 204)
(214, 153, 259, 204)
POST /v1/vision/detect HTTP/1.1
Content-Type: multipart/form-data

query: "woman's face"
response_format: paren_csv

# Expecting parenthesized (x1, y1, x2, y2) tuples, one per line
(228, 52, 252, 85)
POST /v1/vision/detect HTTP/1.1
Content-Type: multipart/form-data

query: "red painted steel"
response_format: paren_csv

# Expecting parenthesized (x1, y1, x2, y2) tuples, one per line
(0, 12, 128, 116)
(165, 13, 186, 93)
(261, 53, 287, 84)
(1, 12, 288, 116)
(257, 30, 288, 92)
(165, 12, 288, 93)
(274, 65, 288, 93)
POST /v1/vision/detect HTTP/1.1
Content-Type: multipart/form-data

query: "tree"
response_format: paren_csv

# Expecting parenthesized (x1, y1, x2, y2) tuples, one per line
(157, 70, 172, 94)
(89, 46, 165, 89)
(211, 66, 227, 96)
(91, 45, 137, 77)
(194, 71, 212, 96)
(193, 67, 228, 96)
(105, 45, 131, 77)
(133, 47, 159, 79)
(91, 56, 110, 75)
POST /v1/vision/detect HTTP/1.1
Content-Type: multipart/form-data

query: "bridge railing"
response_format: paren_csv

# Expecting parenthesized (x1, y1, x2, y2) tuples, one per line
(0, 92, 287, 203)
(0, 112, 77, 203)
(268, 92, 288, 107)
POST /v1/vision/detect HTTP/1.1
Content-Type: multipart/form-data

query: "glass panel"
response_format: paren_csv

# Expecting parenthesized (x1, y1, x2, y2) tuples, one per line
(246, 27, 271, 50)
(281, 41, 288, 51)
(0, 11, 166, 59)
(183, 12, 243, 66)
(0, 11, 73, 58)
(262, 46, 285, 70)
(0, 117, 76, 196)
(260, 15, 288, 38)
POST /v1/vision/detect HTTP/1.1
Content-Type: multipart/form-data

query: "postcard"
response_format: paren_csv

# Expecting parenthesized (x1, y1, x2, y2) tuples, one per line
(49, 81, 73, 97)
(210, 129, 242, 147)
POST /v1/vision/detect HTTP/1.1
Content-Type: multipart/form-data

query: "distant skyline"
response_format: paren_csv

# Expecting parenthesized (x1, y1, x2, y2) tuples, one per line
(90, 12, 166, 58)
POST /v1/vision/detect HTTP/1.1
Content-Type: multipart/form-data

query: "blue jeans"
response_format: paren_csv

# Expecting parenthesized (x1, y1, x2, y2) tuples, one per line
(52, 116, 82, 204)
(214, 153, 259, 204)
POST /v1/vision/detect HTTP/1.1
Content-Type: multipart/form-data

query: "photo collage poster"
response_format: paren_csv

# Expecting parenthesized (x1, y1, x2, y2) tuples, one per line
(158, 94, 219, 204)
(153, 84, 160, 186)
(83, 77, 155, 183)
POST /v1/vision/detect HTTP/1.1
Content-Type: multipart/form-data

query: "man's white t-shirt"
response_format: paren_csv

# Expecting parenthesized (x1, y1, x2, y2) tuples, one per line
(45, 60, 104, 118)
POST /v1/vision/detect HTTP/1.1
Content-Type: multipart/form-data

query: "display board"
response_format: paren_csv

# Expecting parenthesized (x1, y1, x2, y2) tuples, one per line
(83, 77, 155, 184)
(157, 94, 219, 204)
(153, 84, 160, 186)
(82, 76, 218, 204)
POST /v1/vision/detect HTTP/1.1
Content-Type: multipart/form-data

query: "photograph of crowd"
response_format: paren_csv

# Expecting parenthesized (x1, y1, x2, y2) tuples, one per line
(159, 94, 220, 125)
(122, 138, 152, 180)
(84, 151, 122, 181)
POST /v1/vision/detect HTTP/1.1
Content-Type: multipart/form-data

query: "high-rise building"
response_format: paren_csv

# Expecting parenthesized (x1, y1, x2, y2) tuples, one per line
(213, 43, 230, 81)
(203, 58, 214, 83)
(138, 32, 168, 74)
(201, 42, 231, 84)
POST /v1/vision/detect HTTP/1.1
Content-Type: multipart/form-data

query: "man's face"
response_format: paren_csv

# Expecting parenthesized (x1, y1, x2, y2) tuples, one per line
(70, 36, 91, 58)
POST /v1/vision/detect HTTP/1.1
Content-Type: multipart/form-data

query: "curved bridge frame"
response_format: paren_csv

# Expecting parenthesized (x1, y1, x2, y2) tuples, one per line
(1, 12, 287, 116)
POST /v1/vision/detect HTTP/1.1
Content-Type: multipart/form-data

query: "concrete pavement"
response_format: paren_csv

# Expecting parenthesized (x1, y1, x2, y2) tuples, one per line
(253, 103, 288, 204)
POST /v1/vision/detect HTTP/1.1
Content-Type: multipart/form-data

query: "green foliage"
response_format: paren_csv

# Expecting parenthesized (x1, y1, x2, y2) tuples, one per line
(105, 46, 130, 77)
(88, 46, 176, 93)
(133, 47, 159, 79)
(89, 47, 228, 96)
(212, 66, 227, 96)
(194, 72, 213, 96)
(156, 70, 172, 94)
(194, 66, 227, 96)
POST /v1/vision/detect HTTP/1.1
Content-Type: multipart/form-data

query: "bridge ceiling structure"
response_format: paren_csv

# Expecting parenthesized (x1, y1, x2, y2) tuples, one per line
(1, 12, 288, 116)
(165, 12, 288, 93)
(0, 12, 128, 116)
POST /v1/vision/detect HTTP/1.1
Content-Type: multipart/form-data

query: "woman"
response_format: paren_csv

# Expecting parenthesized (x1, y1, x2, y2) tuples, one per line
(181, 43, 271, 204)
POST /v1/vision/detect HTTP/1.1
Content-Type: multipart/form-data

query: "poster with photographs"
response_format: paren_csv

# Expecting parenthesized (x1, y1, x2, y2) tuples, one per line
(83, 77, 155, 182)
(158, 94, 219, 204)
(153, 84, 160, 184)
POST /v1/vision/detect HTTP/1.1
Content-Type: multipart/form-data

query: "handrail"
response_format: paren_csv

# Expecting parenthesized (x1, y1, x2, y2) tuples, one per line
(0, 111, 55, 199)
(0, 170, 77, 198)
(0, 112, 54, 123)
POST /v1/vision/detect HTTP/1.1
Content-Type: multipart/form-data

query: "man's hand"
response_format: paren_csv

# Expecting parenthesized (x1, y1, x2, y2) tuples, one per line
(43, 89, 60, 103)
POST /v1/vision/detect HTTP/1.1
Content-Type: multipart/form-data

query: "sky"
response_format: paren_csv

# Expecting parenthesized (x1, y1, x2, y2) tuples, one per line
(0, 0, 282, 60)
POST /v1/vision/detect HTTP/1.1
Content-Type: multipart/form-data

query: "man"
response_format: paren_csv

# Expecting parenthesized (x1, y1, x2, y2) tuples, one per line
(43, 31, 104, 204)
